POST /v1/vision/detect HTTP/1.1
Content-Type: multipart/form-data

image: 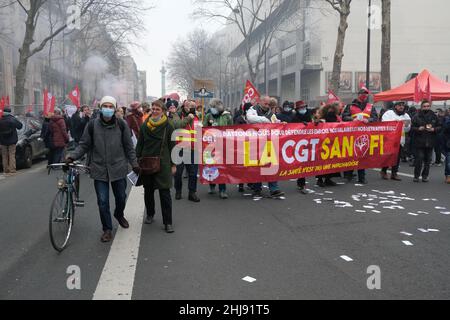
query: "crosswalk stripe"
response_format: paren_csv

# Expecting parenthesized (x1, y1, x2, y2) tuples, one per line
(93, 186, 145, 300)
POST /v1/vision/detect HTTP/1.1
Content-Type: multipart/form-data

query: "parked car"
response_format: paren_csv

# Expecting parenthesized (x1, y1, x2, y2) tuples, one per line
(0, 116, 48, 169)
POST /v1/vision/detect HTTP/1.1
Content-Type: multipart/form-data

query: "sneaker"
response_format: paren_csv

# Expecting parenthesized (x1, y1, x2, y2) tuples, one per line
(270, 190, 285, 198)
(422, 177, 429, 183)
(165, 225, 174, 233)
(325, 178, 337, 187)
(297, 185, 307, 194)
(380, 172, 389, 180)
(188, 192, 200, 203)
(391, 174, 402, 181)
(358, 178, 368, 185)
(219, 191, 229, 199)
(238, 185, 245, 193)
(175, 191, 182, 200)
(101, 230, 113, 243)
(413, 177, 420, 183)
(144, 215, 154, 225)
(446, 176, 450, 184)
(433, 163, 442, 167)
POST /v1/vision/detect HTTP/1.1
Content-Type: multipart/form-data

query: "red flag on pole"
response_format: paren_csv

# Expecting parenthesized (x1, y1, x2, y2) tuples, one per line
(241, 80, 260, 106)
(43, 89, 56, 115)
(326, 90, 341, 104)
(424, 76, 432, 102)
(68, 85, 80, 108)
(414, 77, 424, 103)
(0, 97, 5, 118)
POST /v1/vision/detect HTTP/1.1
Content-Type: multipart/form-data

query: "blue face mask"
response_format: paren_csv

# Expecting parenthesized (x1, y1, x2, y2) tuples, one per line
(3, 112, 11, 116)
(210, 108, 219, 116)
(298, 109, 307, 115)
(101, 108, 115, 118)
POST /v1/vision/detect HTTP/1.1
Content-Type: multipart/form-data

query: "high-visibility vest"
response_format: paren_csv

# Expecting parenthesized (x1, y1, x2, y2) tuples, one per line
(350, 103, 373, 120)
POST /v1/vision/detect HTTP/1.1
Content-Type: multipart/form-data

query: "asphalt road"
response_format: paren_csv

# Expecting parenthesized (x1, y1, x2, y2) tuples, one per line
(0, 160, 449, 300)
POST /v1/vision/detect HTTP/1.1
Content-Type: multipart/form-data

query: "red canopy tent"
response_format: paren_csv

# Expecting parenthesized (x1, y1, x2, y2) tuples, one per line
(374, 69, 450, 102)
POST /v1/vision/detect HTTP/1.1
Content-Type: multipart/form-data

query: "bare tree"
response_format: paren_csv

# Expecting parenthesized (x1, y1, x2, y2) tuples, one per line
(13, 0, 150, 113)
(325, 0, 352, 94)
(381, 0, 391, 91)
(194, 0, 299, 84)
(167, 29, 222, 95)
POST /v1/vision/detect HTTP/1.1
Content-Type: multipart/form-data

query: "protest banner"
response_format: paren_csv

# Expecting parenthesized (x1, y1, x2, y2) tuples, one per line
(198, 121, 403, 184)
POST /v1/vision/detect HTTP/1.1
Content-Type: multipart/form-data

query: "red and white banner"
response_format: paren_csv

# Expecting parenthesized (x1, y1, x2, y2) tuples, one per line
(241, 80, 260, 106)
(69, 85, 80, 108)
(199, 121, 403, 184)
(43, 89, 56, 116)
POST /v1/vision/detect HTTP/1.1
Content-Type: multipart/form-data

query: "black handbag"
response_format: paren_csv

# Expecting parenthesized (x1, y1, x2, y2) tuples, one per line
(138, 128, 166, 175)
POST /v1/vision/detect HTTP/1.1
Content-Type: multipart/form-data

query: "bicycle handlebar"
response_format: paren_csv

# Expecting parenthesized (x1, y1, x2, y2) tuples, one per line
(47, 163, 90, 174)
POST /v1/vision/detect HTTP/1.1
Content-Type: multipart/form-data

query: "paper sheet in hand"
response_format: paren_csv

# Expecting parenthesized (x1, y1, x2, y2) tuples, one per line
(127, 171, 139, 186)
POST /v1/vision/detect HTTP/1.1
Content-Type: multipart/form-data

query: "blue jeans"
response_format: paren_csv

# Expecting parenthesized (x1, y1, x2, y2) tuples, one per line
(94, 179, 128, 231)
(445, 150, 450, 177)
(48, 147, 64, 165)
(253, 182, 279, 192)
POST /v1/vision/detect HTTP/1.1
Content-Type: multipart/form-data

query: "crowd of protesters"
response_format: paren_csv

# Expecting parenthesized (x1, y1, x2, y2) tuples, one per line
(2, 90, 450, 243)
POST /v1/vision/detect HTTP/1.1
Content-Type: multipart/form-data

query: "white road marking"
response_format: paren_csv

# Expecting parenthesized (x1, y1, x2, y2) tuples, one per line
(242, 276, 257, 283)
(402, 241, 414, 246)
(340, 255, 354, 262)
(93, 186, 145, 300)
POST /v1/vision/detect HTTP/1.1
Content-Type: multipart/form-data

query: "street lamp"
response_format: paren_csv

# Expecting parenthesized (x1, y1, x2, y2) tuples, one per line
(366, 0, 372, 90)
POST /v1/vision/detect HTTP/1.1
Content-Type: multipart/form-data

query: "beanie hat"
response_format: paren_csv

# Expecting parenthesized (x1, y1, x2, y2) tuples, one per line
(166, 100, 179, 109)
(100, 96, 117, 108)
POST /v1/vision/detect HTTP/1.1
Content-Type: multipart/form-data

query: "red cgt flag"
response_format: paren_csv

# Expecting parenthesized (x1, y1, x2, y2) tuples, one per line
(68, 85, 80, 108)
(241, 80, 260, 107)
(326, 90, 341, 104)
(43, 89, 56, 116)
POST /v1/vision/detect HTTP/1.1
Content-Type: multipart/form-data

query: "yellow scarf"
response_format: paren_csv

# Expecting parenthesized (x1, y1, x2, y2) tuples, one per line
(146, 114, 168, 131)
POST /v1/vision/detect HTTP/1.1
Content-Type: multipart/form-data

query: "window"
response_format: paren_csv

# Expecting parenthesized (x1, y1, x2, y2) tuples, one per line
(282, 46, 296, 71)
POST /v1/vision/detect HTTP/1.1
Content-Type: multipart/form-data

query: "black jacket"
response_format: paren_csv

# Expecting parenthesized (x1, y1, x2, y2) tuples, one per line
(70, 111, 90, 143)
(292, 110, 313, 124)
(0, 114, 23, 146)
(411, 110, 441, 148)
(342, 99, 379, 122)
(276, 111, 295, 123)
(442, 116, 450, 150)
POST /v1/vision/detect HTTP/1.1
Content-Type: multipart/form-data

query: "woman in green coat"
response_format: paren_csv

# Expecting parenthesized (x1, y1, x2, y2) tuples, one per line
(136, 100, 176, 233)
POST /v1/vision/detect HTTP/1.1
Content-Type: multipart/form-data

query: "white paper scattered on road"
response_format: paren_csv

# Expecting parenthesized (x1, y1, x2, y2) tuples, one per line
(364, 206, 375, 209)
(428, 229, 440, 232)
(408, 213, 419, 216)
(441, 212, 450, 215)
(340, 255, 353, 262)
(324, 191, 334, 194)
(435, 207, 446, 210)
(418, 228, 429, 233)
(400, 232, 413, 236)
(402, 241, 414, 246)
(242, 276, 257, 283)
(372, 210, 381, 214)
(355, 210, 366, 213)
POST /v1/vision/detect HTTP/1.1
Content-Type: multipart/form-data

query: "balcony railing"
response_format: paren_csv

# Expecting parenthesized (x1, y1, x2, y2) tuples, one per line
(303, 56, 322, 70)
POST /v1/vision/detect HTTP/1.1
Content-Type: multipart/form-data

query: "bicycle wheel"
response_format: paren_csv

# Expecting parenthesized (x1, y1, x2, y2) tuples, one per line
(49, 190, 74, 252)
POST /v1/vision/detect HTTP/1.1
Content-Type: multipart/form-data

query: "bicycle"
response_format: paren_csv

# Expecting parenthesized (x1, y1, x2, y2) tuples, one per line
(47, 162, 90, 252)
